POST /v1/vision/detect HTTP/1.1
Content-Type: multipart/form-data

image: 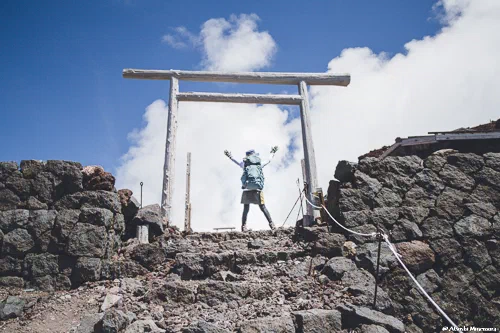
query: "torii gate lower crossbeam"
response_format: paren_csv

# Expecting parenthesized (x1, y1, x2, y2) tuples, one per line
(122, 69, 351, 227)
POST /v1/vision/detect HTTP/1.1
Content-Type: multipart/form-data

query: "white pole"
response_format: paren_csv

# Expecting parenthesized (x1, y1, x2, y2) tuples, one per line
(298, 81, 320, 226)
(136, 225, 149, 244)
(161, 77, 179, 224)
(184, 152, 192, 233)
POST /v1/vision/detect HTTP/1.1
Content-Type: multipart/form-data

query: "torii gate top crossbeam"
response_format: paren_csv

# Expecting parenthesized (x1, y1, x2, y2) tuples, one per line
(123, 69, 350, 86)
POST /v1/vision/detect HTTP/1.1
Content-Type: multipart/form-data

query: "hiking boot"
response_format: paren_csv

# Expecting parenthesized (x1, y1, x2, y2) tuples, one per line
(269, 222, 276, 231)
(241, 224, 248, 232)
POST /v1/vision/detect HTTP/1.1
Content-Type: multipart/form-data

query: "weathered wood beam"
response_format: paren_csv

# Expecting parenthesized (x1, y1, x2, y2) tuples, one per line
(403, 132, 500, 144)
(213, 227, 236, 231)
(177, 92, 302, 105)
(161, 77, 179, 223)
(401, 136, 438, 146)
(123, 69, 351, 86)
(436, 132, 500, 140)
(298, 81, 319, 226)
(379, 142, 402, 159)
(428, 130, 474, 135)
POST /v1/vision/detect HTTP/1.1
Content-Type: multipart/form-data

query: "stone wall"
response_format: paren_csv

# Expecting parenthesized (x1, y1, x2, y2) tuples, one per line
(0, 160, 141, 291)
(328, 151, 500, 330)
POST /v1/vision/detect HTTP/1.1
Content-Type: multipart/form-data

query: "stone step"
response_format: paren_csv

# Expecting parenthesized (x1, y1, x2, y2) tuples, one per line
(172, 248, 308, 280)
(163, 230, 298, 259)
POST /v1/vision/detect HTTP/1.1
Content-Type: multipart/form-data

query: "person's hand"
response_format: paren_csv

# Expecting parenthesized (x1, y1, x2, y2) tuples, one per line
(224, 150, 232, 159)
(270, 146, 278, 154)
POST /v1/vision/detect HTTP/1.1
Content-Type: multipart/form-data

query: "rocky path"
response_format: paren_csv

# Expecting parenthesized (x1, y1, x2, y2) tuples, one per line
(0, 285, 98, 332)
(0, 227, 410, 332)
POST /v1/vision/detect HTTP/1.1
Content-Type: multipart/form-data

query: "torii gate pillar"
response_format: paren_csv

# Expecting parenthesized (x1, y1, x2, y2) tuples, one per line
(123, 69, 351, 227)
(298, 81, 318, 225)
(161, 77, 178, 222)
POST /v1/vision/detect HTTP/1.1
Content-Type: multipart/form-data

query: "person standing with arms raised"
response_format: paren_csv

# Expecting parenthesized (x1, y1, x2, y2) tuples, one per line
(224, 146, 278, 232)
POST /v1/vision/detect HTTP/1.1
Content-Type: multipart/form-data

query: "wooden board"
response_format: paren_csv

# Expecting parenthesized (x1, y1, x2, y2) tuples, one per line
(436, 132, 500, 141)
(379, 142, 402, 159)
(123, 69, 350, 86)
(177, 92, 303, 105)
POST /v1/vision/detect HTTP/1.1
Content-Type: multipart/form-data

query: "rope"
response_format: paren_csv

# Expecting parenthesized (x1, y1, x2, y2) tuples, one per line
(382, 234, 458, 329)
(302, 195, 376, 237)
(295, 193, 304, 227)
(298, 180, 305, 220)
(302, 194, 459, 329)
(281, 188, 305, 228)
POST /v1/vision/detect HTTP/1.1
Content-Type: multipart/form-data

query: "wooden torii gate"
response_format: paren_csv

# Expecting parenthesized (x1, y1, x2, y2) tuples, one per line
(122, 69, 351, 227)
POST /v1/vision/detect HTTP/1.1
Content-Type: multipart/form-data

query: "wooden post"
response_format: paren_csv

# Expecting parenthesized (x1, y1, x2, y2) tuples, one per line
(298, 81, 320, 226)
(161, 77, 179, 224)
(184, 152, 192, 233)
(136, 225, 149, 244)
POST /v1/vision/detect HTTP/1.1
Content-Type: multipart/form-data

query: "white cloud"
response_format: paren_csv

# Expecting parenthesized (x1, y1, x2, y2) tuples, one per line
(118, 1, 500, 232)
(162, 14, 277, 72)
(116, 101, 302, 232)
(199, 14, 277, 72)
(310, 0, 500, 188)
(162, 35, 188, 49)
(432, 0, 471, 23)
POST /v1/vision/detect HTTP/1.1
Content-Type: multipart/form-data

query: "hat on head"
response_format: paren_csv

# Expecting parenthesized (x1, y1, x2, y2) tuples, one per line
(245, 149, 255, 156)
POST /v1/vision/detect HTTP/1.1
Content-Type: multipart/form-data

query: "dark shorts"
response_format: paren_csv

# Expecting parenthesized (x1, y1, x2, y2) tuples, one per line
(241, 190, 265, 205)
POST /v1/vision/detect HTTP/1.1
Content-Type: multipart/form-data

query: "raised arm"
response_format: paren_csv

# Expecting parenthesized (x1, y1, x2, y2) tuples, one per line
(230, 157, 244, 168)
(262, 146, 278, 168)
(224, 150, 244, 168)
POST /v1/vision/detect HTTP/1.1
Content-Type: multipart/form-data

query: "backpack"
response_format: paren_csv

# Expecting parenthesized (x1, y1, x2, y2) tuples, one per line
(241, 154, 265, 190)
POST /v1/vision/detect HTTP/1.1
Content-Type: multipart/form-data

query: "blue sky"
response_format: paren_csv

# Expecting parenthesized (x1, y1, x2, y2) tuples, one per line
(0, 0, 441, 171)
(3, 0, 499, 230)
